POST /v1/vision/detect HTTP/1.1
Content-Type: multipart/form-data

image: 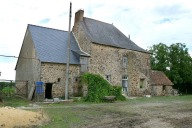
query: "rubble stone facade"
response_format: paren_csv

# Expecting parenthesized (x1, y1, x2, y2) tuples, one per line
(151, 85, 173, 96)
(40, 63, 80, 98)
(73, 20, 151, 96)
(89, 43, 151, 96)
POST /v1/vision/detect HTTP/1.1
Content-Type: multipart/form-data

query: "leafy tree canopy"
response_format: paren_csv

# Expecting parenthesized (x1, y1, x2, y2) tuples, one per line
(149, 43, 192, 93)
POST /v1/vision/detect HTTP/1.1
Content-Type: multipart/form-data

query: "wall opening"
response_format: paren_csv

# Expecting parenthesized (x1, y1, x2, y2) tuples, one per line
(140, 78, 145, 88)
(163, 85, 166, 91)
(45, 83, 52, 99)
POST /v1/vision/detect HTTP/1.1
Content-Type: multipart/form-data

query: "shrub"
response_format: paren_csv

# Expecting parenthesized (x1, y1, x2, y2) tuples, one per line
(81, 73, 125, 102)
(110, 86, 126, 101)
(1, 87, 15, 97)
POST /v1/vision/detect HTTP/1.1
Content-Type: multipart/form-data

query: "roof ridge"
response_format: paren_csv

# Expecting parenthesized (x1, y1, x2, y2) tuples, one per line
(84, 17, 113, 26)
(28, 24, 68, 32)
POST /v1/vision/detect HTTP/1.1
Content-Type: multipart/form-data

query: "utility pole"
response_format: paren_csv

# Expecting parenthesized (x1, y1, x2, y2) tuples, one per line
(65, 2, 72, 100)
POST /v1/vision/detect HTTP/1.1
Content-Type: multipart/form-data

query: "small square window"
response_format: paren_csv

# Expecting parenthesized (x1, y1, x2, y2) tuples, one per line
(123, 56, 128, 68)
(106, 75, 111, 82)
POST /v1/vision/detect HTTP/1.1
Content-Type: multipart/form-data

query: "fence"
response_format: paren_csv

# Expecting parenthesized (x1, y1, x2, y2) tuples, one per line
(15, 80, 28, 98)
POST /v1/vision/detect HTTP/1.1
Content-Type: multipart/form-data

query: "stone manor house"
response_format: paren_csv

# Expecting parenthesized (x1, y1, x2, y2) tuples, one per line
(15, 10, 173, 100)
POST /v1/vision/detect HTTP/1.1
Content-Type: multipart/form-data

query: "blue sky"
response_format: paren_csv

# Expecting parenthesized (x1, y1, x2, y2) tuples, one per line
(0, 0, 192, 80)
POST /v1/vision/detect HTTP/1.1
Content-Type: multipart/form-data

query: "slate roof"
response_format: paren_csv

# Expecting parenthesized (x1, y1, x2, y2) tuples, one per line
(81, 18, 148, 53)
(150, 70, 173, 86)
(28, 24, 85, 64)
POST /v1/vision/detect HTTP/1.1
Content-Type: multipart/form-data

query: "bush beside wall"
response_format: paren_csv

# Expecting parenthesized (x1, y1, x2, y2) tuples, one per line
(81, 73, 126, 102)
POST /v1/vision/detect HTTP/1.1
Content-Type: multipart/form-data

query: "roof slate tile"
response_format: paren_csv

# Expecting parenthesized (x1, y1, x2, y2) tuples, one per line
(28, 24, 81, 64)
(81, 18, 148, 53)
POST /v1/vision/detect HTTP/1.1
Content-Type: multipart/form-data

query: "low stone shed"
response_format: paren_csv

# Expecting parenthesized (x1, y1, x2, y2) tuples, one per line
(150, 70, 173, 96)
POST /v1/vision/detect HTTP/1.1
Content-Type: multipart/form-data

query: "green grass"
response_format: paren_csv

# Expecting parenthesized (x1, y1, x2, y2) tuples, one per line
(40, 106, 104, 128)
(126, 95, 192, 104)
(0, 96, 30, 107)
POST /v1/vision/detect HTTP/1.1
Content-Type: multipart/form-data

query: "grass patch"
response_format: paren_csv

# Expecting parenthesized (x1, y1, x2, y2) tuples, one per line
(40, 106, 104, 128)
(127, 95, 192, 104)
(0, 96, 30, 107)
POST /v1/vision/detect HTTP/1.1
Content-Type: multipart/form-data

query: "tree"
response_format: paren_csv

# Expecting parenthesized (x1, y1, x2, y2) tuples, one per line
(149, 43, 192, 94)
(149, 43, 169, 72)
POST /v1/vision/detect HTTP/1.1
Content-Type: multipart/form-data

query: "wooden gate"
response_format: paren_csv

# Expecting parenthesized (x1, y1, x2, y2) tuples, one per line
(15, 80, 28, 98)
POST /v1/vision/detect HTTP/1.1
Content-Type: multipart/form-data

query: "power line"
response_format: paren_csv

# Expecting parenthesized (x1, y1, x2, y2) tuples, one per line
(0, 55, 39, 60)
(0, 55, 18, 58)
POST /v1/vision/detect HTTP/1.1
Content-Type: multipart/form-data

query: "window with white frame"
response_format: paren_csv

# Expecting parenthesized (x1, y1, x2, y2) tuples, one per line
(122, 75, 128, 88)
(80, 56, 88, 72)
(122, 56, 128, 68)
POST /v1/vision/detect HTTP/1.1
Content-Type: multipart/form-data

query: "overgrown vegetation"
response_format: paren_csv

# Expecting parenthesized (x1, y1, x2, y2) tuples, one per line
(81, 73, 126, 102)
(0, 82, 15, 101)
(1, 87, 15, 97)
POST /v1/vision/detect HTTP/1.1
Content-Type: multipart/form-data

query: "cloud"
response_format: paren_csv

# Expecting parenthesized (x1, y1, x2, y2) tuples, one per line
(39, 18, 50, 24)
(154, 4, 188, 16)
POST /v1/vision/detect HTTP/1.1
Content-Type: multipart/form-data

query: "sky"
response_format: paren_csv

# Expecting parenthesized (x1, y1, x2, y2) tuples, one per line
(0, 0, 192, 80)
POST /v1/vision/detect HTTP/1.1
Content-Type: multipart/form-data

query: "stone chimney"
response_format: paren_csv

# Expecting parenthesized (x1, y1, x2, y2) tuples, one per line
(74, 9, 84, 23)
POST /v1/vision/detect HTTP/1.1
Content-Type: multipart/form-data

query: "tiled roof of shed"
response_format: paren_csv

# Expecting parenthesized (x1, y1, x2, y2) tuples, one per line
(81, 18, 148, 53)
(150, 70, 173, 86)
(28, 24, 81, 64)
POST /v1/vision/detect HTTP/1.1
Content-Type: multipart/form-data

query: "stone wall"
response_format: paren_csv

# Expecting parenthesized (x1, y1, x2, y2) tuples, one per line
(40, 63, 80, 98)
(72, 21, 92, 54)
(166, 86, 173, 95)
(73, 18, 151, 96)
(88, 43, 151, 96)
(151, 85, 173, 96)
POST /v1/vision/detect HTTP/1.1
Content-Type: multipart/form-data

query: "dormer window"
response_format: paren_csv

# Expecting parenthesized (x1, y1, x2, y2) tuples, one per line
(122, 56, 128, 68)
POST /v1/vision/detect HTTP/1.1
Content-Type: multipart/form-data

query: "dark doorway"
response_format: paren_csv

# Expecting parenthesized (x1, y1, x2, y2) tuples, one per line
(45, 83, 52, 99)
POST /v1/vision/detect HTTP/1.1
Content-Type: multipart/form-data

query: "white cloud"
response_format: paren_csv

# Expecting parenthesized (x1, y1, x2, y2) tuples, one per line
(0, 0, 192, 80)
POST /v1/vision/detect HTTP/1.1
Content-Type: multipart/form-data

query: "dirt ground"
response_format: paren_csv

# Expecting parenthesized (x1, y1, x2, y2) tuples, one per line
(0, 97, 191, 128)
(0, 106, 48, 128)
(78, 99, 192, 128)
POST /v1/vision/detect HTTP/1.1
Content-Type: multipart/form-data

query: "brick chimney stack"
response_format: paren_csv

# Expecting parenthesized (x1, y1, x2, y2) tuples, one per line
(74, 9, 84, 23)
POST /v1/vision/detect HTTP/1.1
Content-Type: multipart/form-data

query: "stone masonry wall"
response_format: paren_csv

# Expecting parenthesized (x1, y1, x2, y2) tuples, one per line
(72, 16, 151, 96)
(166, 86, 173, 95)
(151, 85, 173, 96)
(72, 22, 92, 54)
(89, 43, 151, 96)
(40, 63, 80, 98)
(151, 86, 162, 96)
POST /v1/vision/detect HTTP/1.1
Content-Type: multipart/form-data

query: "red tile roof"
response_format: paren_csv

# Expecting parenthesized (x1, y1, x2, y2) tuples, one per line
(150, 70, 173, 86)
